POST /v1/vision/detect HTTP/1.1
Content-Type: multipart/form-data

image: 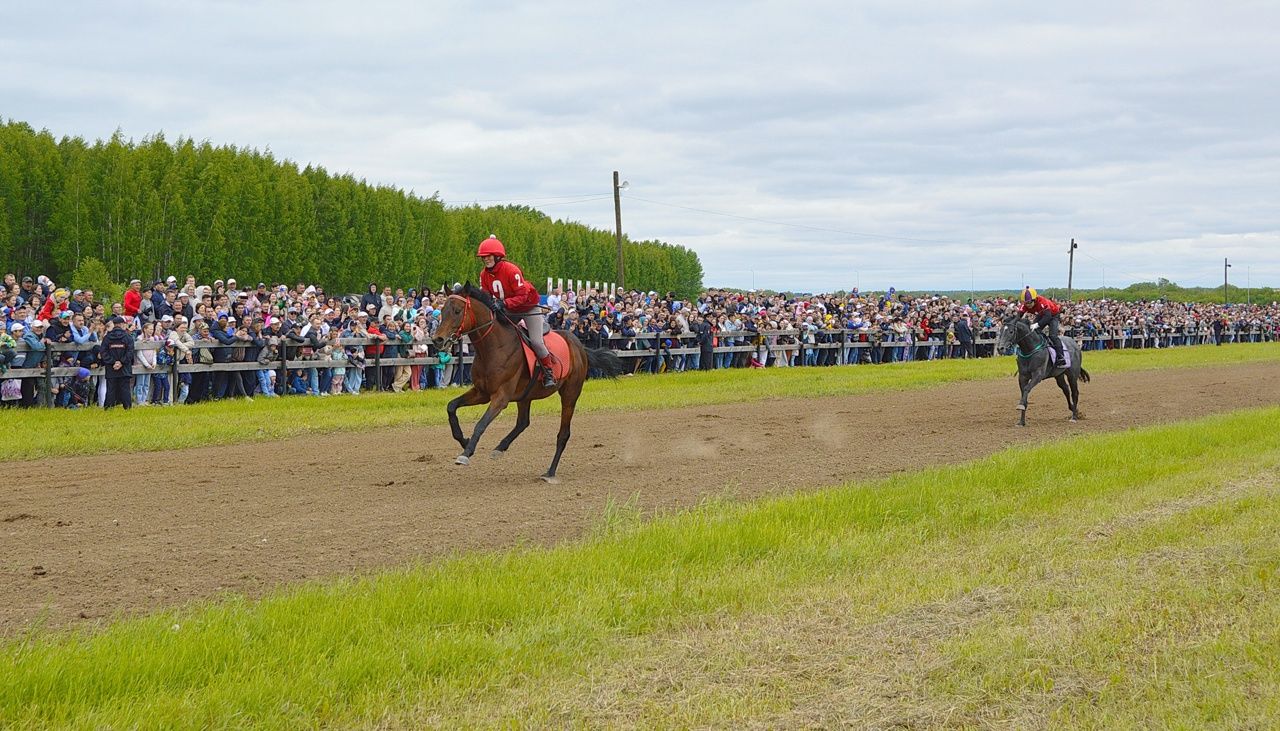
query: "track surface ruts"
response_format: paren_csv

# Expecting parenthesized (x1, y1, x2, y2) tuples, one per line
(3, 361, 1278, 635)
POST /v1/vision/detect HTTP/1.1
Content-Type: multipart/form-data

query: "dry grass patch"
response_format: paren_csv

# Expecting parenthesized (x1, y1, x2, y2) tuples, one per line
(442, 470, 1280, 730)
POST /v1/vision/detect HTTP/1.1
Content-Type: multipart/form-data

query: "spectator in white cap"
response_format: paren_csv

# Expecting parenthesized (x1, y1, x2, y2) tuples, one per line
(69, 289, 90, 314)
(123, 278, 143, 317)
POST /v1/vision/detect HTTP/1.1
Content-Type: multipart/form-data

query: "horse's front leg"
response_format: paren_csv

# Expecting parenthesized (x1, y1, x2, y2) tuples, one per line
(447, 387, 489, 451)
(1017, 374, 1038, 427)
(457, 394, 511, 465)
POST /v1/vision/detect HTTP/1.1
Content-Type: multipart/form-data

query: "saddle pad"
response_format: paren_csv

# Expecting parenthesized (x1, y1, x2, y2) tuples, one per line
(522, 331, 572, 382)
(1052, 337, 1072, 369)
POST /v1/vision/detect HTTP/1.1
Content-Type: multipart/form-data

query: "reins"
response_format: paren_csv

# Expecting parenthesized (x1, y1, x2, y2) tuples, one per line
(1004, 320, 1047, 360)
(443, 294, 496, 346)
(1008, 325, 1049, 361)
(1015, 340, 1045, 359)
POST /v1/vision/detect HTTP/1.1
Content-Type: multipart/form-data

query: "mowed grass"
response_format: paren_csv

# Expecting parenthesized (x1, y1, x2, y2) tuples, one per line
(3, 342, 1278, 462)
(3, 406, 1279, 728)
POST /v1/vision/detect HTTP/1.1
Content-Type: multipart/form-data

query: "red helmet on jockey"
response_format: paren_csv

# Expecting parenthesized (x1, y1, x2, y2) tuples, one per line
(1023, 286, 1038, 303)
(477, 235, 506, 259)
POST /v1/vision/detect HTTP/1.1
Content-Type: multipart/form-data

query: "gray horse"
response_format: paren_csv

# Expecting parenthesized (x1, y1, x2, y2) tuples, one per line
(996, 313, 1091, 426)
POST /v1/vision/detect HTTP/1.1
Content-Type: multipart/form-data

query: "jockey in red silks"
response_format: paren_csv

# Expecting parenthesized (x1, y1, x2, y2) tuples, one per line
(1019, 286, 1066, 368)
(477, 235, 557, 388)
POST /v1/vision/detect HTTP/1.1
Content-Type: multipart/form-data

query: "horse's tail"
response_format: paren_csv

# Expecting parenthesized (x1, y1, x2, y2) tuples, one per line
(1079, 367, 1091, 383)
(585, 346, 627, 379)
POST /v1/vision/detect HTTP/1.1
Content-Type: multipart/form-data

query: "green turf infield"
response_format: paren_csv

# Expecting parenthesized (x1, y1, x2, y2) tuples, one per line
(2, 342, 1277, 462)
(3, 405, 1279, 728)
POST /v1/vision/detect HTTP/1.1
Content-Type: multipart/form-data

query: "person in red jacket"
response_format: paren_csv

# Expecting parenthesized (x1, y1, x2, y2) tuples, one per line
(122, 279, 143, 317)
(477, 234, 557, 388)
(38, 288, 70, 321)
(1019, 287, 1066, 368)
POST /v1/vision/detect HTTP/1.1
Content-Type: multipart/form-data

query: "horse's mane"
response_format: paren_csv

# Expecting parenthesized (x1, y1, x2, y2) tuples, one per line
(460, 282, 514, 329)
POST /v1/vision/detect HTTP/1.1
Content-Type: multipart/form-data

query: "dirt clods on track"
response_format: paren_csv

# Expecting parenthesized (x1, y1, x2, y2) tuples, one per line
(3, 362, 1279, 635)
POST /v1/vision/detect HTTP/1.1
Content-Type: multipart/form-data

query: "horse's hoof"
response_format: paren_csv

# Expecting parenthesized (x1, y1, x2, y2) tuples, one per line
(1069, 418, 1078, 423)
(539, 475, 559, 485)
(455, 455, 470, 466)
(490, 450, 505, 460)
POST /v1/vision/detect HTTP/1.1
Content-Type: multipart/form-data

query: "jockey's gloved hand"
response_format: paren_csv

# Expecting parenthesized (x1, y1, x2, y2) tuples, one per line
(492, 299, 506, 313)
(1030, 322, 1040, 331)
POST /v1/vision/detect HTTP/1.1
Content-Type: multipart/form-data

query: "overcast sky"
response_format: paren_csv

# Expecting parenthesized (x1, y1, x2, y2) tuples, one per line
(3, 0, 1278, 293)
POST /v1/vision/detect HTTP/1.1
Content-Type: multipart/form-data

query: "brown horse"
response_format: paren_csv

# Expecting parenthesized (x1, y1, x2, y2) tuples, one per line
(432, 283, 626, 482)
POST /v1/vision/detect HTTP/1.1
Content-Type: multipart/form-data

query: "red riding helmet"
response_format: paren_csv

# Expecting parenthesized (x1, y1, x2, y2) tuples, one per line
(477, 235, 506, 259)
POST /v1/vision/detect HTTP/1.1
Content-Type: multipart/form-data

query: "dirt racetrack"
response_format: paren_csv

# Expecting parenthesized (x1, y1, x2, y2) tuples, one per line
(4, 361, 1279, 635)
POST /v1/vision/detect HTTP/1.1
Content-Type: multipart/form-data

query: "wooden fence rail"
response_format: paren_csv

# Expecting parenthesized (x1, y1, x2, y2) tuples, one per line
(3, 324, 1274, 407)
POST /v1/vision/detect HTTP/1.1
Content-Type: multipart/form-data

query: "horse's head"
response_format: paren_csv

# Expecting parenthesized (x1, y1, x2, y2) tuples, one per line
(432, 282, 497, 351)
(995, 312, 1025, 356)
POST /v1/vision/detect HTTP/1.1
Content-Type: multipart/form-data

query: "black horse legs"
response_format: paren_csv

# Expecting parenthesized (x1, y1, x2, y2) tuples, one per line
(447, 387, 488, 451)
(495, 400, 532, 453)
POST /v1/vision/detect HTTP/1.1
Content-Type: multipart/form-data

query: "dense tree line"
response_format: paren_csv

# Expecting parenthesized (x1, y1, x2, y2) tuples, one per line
(0, 120, 704, 296)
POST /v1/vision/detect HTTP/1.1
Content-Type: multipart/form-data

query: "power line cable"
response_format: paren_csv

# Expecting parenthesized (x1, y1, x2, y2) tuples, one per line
(442, 192, 605, 205)
(622, 193, 993, 246)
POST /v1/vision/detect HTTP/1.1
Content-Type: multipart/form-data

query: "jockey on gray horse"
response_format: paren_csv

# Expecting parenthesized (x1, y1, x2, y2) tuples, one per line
(1018, 286, 1067, 369)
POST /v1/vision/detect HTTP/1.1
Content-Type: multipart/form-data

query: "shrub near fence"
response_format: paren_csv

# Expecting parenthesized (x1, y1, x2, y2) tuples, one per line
(5, 321, 1276, 407)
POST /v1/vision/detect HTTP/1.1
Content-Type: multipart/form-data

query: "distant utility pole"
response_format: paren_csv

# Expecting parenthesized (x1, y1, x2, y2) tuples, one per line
(1066, 238, 1078, 302)
(613, 171, 626, 292)
(1224, 258, 1231, 305)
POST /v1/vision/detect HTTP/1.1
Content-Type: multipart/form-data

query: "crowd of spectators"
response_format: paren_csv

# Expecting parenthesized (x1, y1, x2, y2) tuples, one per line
(2, 270, 1277, 408)
(553, 286, 1280, 372)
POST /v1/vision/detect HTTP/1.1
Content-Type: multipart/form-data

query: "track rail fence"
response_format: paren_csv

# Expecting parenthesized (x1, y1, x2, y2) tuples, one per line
(3, 323, 1275, 407)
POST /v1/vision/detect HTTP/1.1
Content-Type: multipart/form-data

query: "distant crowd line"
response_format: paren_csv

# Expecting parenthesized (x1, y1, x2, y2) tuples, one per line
(2, 271, 1277, 408)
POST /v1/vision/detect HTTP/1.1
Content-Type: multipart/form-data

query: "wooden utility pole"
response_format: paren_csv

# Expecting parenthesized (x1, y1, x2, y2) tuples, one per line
(1067, 238, 1078, 302)
(1224, 258, 1231, 304)
(613, 171, 625, 292)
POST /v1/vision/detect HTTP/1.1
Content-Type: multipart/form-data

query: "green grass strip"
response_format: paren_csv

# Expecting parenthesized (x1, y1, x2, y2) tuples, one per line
(4, 343, 1277, 462)
(3, 405, 1279, 728)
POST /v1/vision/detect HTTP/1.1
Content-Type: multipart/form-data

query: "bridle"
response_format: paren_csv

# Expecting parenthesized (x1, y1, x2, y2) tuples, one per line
(1001, 317, 1044, 359)
(437, 294, 496, 349)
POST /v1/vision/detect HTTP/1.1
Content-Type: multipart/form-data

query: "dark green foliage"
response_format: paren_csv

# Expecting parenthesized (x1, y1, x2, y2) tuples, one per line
(0, 121, 705, 297)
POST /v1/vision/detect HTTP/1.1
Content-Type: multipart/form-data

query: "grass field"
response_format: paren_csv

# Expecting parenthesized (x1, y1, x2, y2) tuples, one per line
(3, 342, 1278, 462)
(4, 406, 1278, 728)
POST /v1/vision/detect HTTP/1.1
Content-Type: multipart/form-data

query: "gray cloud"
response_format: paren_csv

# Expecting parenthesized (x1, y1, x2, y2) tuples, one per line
(2, 0, 1277, 292)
